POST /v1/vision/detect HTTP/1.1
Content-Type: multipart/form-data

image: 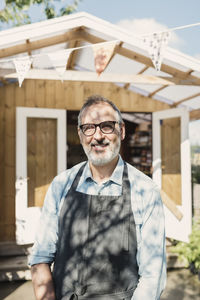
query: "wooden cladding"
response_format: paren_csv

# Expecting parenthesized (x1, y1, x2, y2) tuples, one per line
(0, 79, 170, 241)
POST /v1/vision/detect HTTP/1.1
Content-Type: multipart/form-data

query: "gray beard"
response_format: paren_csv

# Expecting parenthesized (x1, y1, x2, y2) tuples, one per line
(83, 140, 121, 166)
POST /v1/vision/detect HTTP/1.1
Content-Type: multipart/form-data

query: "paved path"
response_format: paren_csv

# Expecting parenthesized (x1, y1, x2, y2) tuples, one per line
(161, 269, 200, 300)
(0, 269, 199, 300)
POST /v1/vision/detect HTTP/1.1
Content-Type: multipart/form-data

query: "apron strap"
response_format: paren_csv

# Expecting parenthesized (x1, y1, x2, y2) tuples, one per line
(70, 162, 87, 191)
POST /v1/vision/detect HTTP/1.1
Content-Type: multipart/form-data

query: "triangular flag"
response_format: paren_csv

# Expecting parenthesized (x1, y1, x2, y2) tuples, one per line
(92, 41, 117, 75)
(47, 49, 73, 80)
(13, 57, 32, 87)
(143, 31, 171, 72)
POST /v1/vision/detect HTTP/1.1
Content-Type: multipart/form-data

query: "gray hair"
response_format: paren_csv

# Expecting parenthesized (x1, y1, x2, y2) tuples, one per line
(78, 95, 123, 126)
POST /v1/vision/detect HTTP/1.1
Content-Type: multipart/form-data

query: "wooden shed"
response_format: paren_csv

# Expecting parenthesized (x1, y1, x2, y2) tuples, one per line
(0, 12, 200, 246)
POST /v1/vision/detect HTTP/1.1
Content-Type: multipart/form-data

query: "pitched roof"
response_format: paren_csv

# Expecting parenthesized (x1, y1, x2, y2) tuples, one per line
(0, 11, 200, 117)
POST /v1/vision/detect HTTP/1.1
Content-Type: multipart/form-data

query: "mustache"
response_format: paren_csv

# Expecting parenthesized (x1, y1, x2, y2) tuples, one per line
(91, 140, 109, 146)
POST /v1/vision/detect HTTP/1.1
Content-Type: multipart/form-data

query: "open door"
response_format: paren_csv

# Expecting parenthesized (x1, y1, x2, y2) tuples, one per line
(153, 107, 192, 242)
(16, 107, 66, 245)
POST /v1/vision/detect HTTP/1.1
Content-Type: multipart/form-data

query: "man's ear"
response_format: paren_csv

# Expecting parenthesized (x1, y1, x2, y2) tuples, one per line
(120, 123, 125, 140)
(77, 126, 82, 142)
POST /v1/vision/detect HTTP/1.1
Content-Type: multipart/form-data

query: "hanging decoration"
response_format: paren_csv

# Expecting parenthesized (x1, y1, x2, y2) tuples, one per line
(2, 20, 200, 86)
(143, 31, 171, 72)
(92, 41, 117, 75)
(47, 49, 73, 80)
(13, 57, 32, 87)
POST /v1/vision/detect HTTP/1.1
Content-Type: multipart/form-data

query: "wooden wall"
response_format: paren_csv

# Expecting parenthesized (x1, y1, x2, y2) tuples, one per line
(0, 79, 170, 242)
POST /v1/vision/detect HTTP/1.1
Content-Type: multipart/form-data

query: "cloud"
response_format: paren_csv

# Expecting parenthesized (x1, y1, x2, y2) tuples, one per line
(117, 18, 184, 50)
(194, 53, 200, 60)
(189, 120, 200, 146)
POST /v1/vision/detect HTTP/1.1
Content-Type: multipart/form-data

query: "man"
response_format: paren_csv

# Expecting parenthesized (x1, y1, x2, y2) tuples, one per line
(29, 95, 166, 300)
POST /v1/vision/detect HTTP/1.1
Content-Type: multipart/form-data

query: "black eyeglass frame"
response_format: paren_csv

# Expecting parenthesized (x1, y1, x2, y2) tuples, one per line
(79, 121, 120, 136)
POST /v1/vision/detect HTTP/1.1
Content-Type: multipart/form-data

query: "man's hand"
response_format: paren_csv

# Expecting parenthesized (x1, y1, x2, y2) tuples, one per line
(31, 263, 56, 300)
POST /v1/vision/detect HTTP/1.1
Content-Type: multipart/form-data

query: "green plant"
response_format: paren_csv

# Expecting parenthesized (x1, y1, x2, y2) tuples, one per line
(0, 0, 82, 27)
(172, 219, 200, 276)
(192, 165, 200, 184)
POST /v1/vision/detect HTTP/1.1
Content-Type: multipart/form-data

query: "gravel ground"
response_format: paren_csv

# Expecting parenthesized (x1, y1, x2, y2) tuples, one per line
(0, 268, 199, 300)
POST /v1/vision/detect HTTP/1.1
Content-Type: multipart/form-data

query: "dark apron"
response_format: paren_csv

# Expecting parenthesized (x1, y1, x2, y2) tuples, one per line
(53, 162, 139, 300)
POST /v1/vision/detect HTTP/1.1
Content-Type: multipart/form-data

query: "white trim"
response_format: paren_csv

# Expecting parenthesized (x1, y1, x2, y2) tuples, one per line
(153, 107, 192, 242)
(16, 107, 66, 244)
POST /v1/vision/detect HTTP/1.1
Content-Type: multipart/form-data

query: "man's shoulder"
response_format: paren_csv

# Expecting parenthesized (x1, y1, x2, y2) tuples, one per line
(126, 162, 158, 192)
(53, 161, 87, 184)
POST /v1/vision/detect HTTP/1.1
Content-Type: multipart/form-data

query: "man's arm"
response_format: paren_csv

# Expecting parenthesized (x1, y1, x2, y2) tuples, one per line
(132, 187, 166, 300)
(31, 263, 56, 300)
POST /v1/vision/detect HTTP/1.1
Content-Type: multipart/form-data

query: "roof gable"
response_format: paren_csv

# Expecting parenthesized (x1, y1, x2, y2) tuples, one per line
(0, 11, 200, 116)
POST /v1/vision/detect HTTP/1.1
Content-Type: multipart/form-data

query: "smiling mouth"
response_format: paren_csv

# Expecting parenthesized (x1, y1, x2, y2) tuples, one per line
(91, 143, 109, 151)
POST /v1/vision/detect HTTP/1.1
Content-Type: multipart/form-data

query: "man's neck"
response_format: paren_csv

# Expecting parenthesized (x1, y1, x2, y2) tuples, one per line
(89, 156, 119, 184)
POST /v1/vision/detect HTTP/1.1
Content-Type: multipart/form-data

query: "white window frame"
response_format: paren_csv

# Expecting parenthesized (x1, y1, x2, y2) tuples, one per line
(153, 107, 192, 242)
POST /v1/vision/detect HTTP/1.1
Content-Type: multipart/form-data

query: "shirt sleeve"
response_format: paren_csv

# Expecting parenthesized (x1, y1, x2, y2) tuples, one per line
(132, 187, 167, 300)
(28, 177, 63, 266)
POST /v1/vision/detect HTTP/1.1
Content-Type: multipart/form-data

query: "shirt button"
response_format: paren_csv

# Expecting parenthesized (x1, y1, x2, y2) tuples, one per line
(75, 285, 86, 295)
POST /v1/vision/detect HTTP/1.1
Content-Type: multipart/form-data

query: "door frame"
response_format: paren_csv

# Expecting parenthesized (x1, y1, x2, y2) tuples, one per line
(16, 107, 66, 244)
(152, 107, 192, 242)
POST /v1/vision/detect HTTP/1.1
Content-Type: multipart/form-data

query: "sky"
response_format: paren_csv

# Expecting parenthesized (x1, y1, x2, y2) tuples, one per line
(0, 0, 200, 145)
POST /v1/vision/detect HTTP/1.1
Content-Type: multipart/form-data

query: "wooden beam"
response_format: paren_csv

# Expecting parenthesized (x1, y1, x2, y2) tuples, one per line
(0, 29, 83, 59)
(137, 66, 149, 74)
(172, 92, 200, 107)
(123, 83, 130, 89)
(149, 86, 167, 97)
(26, 39, 32, 56)
(0, 77, 9, 85)
(66, 40, 81, 70)
(190, 109, 200, 121)
(159, 76, 200, 86)
(161, 190, 183, 221)
(2, 69, 175, 85)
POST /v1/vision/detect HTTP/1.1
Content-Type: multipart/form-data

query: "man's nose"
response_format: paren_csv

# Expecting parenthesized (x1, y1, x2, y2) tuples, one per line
(93, 125, 104, 139)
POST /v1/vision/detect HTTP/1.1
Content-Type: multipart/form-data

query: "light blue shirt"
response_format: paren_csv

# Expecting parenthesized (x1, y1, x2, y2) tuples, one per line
(29, 156, 166, 300)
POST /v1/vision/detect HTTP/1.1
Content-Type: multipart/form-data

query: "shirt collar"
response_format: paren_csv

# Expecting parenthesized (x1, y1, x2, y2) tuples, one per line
(80, 155, 124, 186)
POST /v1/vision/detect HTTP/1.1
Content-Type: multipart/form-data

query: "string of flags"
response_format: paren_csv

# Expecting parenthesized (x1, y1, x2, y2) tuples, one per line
(1, 40, 119, 87)
(1, 20, 200, 87)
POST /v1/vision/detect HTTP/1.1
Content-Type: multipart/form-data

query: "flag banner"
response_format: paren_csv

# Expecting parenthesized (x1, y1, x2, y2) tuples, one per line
(47, 49, 73, 80)
(13, 57, 32, 87)
(143, 31, 171, 72)
(92, 41, 117, 75)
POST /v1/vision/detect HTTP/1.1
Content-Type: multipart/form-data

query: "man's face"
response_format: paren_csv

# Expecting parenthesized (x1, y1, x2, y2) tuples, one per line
(78, 103, 125, 167)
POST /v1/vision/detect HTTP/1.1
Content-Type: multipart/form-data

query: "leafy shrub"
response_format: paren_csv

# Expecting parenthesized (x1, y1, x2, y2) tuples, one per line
(172, 219, 200, 275)
(192, 165, 200, 184)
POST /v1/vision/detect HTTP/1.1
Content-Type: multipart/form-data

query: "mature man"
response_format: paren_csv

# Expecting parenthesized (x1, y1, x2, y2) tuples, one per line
(29, 95, 166, 300)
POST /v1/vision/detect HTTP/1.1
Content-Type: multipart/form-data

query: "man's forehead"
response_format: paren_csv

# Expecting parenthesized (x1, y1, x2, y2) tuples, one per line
(81, 103, 117, 122)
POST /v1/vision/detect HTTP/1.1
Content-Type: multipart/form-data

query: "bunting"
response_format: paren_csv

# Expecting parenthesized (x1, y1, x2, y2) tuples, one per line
(13, 57, 32, 87)
(3, 19, 200, 86)
(92, 41, 117, 75)
(47, 49, 73, 80)
(143, 31, 171, 72)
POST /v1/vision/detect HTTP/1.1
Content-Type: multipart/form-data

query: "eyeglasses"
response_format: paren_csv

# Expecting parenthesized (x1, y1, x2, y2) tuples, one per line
(79, 121, 119, 136)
